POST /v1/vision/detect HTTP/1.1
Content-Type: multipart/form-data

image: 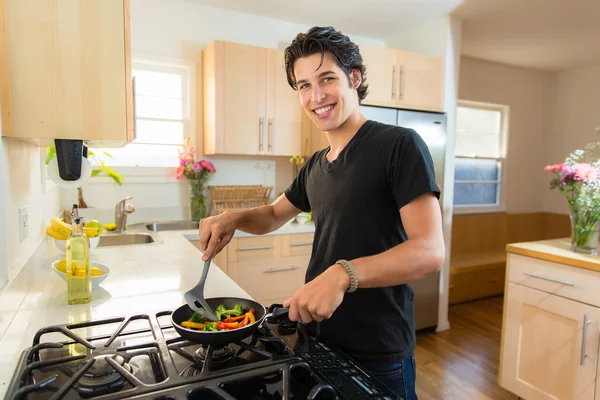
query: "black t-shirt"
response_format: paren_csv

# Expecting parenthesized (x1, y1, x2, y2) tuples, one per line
(284, 119, 440, 363)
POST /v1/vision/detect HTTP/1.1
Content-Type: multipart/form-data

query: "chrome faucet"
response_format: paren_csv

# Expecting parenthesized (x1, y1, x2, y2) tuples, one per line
(115, 196, 135, 232)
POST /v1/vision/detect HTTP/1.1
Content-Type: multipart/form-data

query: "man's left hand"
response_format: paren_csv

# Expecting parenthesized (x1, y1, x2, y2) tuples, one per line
(283, 263, 350, 324)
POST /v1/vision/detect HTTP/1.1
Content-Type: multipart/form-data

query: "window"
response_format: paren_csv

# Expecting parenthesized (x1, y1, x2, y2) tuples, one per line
(453, 101, 509, 213)
(96, 61, 192, 167)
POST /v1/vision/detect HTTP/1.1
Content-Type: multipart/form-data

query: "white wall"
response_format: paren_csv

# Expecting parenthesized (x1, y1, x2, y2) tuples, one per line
(0, 138, 61, 289)
(458, 56, 555, 214)
(62, 0, 386, 222)
(544, 63, 600, 214)
(386, 15, 453, 59)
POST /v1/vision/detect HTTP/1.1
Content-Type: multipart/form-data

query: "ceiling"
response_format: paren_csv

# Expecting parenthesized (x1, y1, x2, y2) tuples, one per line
(185, 0, 600, 72)
(452, 0, 600, 71)
(184, 0, 462, 41)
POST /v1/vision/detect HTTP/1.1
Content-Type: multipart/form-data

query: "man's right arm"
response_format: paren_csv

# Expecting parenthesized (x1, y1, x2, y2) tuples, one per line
(199, 194, 302, 260)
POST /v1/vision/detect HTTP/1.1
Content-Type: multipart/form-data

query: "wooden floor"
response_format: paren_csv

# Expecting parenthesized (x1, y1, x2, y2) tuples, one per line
(414, 296, 515, 400)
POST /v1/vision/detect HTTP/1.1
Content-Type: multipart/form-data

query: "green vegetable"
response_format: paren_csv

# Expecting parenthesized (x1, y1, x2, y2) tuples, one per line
(204, 322, 219, 331)
(214, 304, 244, 320)
(191, 312, 204, 323)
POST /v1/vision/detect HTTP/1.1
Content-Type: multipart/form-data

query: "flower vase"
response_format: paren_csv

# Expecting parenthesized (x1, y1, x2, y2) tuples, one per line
(189, 179, 207, 221)
(569, 210, 600, 255)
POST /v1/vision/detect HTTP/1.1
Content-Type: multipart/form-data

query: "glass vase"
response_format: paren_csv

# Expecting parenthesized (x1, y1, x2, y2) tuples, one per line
(569, 209, 600, 255)
(189, 179, 207, 221)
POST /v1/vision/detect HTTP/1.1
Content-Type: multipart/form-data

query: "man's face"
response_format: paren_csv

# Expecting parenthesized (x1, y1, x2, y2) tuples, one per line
(293, 52, 360, 133)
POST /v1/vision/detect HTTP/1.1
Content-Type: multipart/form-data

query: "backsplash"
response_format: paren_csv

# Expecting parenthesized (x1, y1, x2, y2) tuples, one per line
(59, 156, 295, 225)
(0, 138, 60, 285)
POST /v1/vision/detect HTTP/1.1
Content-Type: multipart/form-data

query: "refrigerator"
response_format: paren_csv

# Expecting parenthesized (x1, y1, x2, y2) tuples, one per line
(360, 105, 447, 331)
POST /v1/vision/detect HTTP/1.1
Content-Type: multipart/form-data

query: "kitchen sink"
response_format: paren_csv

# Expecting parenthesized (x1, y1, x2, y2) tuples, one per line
(144, 221, 199, 232)
(97, 232, 159, 247)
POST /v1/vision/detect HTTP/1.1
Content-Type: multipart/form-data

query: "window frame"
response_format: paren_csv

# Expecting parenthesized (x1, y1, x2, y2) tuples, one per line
(453, 100, 510, 215)
(130, 60, 191, 147)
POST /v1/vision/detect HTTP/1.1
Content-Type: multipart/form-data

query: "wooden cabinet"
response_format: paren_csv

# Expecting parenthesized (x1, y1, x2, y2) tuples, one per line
(0, 0, 133, 147)
(192, 232, 314, 306)
(202, 40, 303, 156)
(499, 252, 600, 399)
(358, 44, 444, 112)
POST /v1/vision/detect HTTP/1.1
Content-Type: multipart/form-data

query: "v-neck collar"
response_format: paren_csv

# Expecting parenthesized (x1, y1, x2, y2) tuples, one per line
(321, 120, 373, 171)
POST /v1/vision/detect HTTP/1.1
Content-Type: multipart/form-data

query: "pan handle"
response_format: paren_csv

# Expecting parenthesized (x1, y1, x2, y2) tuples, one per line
(264, 307, 290, 323)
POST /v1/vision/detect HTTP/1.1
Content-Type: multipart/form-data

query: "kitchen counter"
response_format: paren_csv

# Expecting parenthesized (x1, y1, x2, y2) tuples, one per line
(0, 228, 252, 397)
(506, 237, 600, 272)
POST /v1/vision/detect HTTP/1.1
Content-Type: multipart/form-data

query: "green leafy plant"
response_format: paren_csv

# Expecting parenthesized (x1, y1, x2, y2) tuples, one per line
(46, 147, 123, 208)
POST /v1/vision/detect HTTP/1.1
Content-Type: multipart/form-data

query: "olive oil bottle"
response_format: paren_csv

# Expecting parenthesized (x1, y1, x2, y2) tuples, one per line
(65, 217, 91, 305)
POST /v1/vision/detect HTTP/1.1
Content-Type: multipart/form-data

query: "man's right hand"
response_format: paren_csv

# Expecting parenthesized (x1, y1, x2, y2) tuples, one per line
(198, 211, 238, 261)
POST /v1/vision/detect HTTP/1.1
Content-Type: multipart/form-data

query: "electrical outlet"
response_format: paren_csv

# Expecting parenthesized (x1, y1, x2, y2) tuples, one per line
(19, 206, 28, 243)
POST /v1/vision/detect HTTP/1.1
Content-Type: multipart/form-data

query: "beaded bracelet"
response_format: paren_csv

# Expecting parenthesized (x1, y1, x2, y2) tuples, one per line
(335, 259, 358, 292)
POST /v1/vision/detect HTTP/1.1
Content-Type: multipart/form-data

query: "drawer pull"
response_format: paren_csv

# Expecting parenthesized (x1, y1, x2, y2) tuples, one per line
(290, 241, 312, 247)
(581, 314, 592, 365)
(523, 272, 574, 286)
(239, 245, 274, 251)
(266, 265, 301, 273)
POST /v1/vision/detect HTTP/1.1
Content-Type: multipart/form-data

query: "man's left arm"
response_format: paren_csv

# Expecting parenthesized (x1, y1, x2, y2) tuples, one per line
(284, 191, 445, 323)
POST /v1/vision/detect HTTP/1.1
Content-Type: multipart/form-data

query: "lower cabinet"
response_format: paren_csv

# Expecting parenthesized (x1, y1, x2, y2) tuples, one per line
(193, 232, 313, 307)
(499, 254, 600, 399)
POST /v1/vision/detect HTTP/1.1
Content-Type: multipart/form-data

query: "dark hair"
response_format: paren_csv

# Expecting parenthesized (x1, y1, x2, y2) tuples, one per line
(284, 26, 368, 102)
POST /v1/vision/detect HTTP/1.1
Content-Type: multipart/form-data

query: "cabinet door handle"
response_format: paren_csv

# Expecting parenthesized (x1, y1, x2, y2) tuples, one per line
(399, 66, 405, 101)
(290, 241, 312, 247)
(523, 272, 574, 286)
(132, 76, 137, 138)
(391, 65, 397, 101)
(581, 314, 592, 365)
(239, 245, 274, 251)
(268, 117, 273, 152)
(258, 117, 264, 151)
(266, 265, 301, 273)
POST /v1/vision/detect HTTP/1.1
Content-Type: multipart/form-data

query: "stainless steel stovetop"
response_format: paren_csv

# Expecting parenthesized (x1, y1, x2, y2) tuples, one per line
(5, 306, 402, 400)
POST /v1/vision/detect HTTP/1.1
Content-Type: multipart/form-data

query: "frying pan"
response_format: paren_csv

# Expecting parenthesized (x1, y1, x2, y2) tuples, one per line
(171, 297, 289, 345)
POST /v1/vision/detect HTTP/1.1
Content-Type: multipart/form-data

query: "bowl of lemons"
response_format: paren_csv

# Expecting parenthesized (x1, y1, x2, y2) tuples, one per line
(52, 259, 111, 288)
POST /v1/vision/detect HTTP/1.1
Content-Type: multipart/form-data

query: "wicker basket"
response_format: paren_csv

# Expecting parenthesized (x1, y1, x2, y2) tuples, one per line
(209, 185, 273, 215)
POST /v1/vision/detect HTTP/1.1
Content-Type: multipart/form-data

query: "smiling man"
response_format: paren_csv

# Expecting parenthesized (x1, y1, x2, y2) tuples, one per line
(198, 26, 445, 398)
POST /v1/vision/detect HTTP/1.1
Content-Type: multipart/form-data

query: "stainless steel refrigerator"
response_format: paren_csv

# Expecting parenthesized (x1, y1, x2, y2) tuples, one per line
(360, 105, 447, 331)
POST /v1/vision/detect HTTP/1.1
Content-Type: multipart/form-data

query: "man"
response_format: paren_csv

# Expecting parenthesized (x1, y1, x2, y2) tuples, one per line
(198, 26, 445, 399)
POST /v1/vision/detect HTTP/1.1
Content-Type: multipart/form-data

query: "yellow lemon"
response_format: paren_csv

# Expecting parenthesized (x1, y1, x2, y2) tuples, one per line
(56, 259, 67, 273)
(73, 267, 88, 278)
(91, 267, 103, 276)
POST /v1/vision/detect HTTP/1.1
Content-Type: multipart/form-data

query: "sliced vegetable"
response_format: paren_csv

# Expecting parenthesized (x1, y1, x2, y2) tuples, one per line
(181, 321, 206, 330)
(181, 304, 257, 331)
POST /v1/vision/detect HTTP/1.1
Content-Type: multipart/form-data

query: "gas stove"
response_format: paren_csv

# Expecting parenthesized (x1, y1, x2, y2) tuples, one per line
(5, 306, 402, 400)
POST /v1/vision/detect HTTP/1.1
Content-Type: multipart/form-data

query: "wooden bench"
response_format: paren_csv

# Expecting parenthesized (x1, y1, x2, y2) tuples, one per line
(449, 251, 507, 304)
(449, 212, 570, 305)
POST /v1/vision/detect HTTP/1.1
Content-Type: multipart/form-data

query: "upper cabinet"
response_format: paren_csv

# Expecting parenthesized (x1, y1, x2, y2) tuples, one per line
(359, 44, 445, 112)
(202, 41, 303, 156)
(0, 0, 134, 147)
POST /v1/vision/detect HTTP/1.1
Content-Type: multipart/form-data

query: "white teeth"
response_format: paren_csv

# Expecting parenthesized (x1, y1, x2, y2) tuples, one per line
(314, 105, 333, 115)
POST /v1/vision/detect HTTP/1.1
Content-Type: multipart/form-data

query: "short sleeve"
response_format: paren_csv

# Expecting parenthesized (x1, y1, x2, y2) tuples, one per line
(284, 157, 313, 213)
(389, 129, 440, 210)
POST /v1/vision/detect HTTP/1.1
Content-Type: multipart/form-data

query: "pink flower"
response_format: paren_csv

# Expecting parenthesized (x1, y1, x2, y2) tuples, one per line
(573, 163, 598, 181)
(544, 163, 567, 172)
(192, 161, 203, 173)
(175, 166, 184, 180)
(200, 160, 215, 173)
